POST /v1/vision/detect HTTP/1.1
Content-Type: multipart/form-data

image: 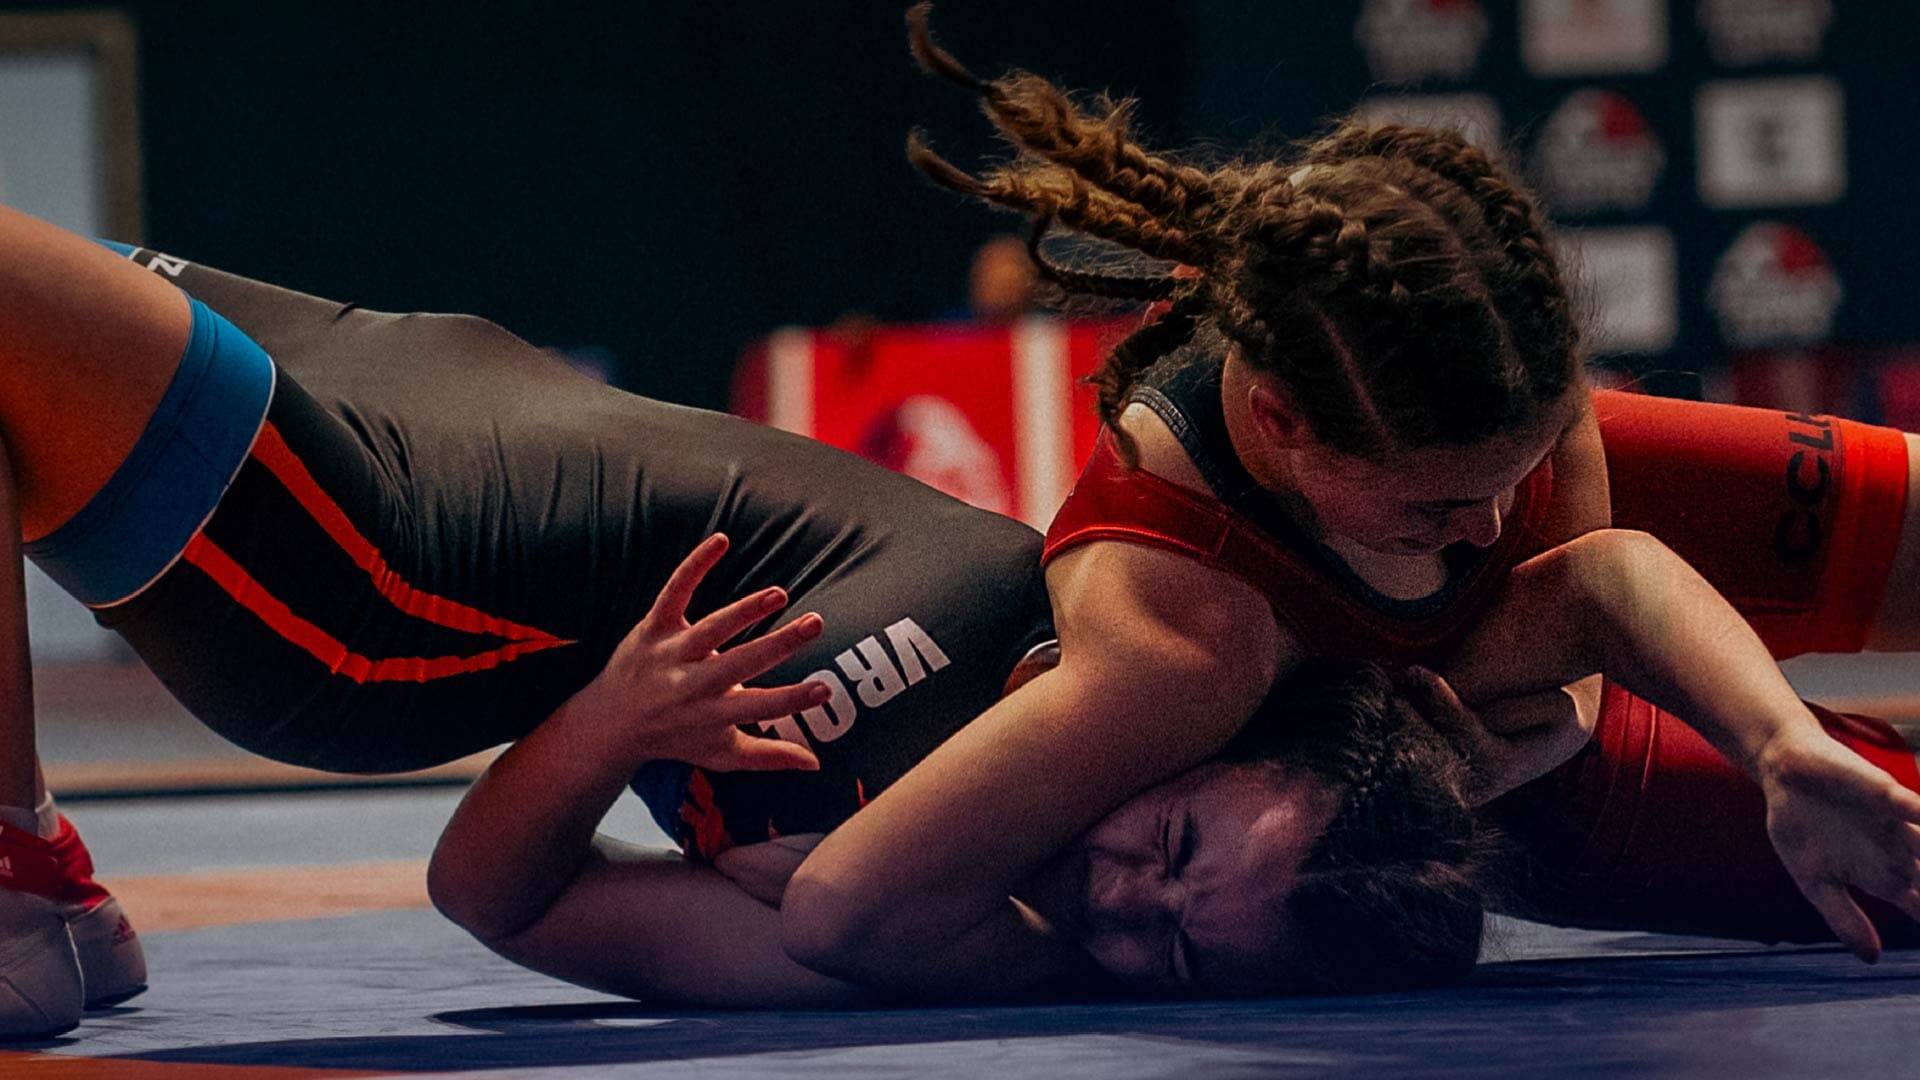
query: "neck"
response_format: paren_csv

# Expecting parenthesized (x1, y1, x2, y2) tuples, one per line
(1219, 358, 1320, 534)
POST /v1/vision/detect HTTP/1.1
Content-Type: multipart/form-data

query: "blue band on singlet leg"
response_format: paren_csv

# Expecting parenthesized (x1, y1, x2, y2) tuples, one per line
(24, 296, 276, 607)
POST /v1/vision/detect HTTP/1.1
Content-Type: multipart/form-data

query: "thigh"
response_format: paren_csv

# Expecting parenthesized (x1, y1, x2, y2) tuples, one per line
(0, 217, 189, 540)
(1863, 432, 1920, 650)
(1595, 389, 1909, 658)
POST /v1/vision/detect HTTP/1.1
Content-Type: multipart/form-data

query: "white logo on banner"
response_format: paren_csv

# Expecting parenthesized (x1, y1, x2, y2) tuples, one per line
(1535, 90, 1665, 213)
(1696, 77, 1846, 208)
(1522, 0, 1670, 76)
(1355, 0, 1489, 84)
(1698, 0, 1833, 66)
(857, 395, 1013, 516)
(1354, 94, 1503, 151)
(1708, 222, 1842, 347)
(1557, 227, 1677, 355)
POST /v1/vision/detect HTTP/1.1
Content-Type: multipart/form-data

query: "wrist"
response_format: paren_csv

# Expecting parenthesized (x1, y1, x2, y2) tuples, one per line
(1752, 722, 1826, 787)
(539, 685, 656, 782)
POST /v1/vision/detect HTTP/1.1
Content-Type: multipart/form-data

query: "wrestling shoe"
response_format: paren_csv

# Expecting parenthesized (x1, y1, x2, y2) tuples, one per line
(47, 815, 146, 1006)
(0, 815, 146, 1034)
(0, 822, 84, 1038)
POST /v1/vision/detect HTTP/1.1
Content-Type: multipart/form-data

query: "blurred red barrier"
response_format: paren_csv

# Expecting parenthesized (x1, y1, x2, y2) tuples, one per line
(733, 318, 1134, 528)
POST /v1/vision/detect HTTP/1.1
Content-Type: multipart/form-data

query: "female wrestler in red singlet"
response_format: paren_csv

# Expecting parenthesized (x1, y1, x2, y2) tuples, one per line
(771, 8, 1920, 991)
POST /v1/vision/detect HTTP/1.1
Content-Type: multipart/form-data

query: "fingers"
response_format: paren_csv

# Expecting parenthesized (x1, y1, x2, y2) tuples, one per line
(718, 677, 834, 725)
(649, 533, 730, 630)
(1803, 881, 1882, 963)
(701, 614, 826, 692)
(710, 729, 821, 773)
(682, 585, 789, 658)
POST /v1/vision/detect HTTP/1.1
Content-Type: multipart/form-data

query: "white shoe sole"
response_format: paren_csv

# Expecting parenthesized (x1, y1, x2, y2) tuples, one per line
(0, 917, 83, 1039)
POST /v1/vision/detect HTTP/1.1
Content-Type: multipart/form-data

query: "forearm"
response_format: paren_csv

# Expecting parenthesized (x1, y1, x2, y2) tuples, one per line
(483, 838, 873, 1009)
(1583, 535, 1823, 774)
(429, 693, 634, 940)
(785, 857, 1105, 998)
(1451, 530, 1820, 780)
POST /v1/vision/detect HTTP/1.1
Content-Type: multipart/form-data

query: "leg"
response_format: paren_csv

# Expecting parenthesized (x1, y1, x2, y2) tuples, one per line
(1863, 432, 1920, 650)
(1597, 389, 1909, 658)
(0, 209, 214, 1037)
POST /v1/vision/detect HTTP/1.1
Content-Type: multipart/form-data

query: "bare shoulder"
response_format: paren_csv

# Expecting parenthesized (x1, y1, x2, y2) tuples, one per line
(1046, 532, 1291, 713)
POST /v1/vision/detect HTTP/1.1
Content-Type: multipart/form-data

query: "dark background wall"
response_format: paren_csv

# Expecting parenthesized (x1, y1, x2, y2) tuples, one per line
(2, 0, 1186, 407)
(5, 2, 1911, 407)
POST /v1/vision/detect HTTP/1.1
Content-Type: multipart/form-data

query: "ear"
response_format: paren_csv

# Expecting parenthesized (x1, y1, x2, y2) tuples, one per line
(1247, 377, 1314, 449)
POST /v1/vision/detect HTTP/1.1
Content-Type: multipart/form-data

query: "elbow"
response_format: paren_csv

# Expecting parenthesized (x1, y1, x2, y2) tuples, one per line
(425, 844, 487, 938)
(779, 863, 890, 980)
(1550, 528, 1672, 646)
(427, 838, 528, 946)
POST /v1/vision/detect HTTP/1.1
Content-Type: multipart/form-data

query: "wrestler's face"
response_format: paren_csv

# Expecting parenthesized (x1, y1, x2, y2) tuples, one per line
(1288, 432, 1550, 556)
(1024, 762, 1342, 995)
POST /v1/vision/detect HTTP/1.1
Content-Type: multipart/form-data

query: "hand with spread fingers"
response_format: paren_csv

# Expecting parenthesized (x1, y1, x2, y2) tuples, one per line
(566, 533, 829, 775)
(1758, 729, 1920, 963)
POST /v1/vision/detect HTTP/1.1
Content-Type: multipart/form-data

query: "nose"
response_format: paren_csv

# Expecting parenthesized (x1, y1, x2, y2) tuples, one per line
(1090, 864, 1183, 928)
(1448, 498, 1503, 548)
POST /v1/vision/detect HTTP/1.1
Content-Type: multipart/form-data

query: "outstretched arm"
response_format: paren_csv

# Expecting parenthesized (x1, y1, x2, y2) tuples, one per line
(1443, 527, 1920, 960)
(428, 534, 869, 1007)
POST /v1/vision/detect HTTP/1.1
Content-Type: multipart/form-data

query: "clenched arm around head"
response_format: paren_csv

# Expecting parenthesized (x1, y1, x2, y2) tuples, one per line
(780, 538, 1290, 995)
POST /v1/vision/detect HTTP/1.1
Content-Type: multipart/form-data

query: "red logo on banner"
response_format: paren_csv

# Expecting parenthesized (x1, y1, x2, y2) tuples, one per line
(1708, 222, 1842, 347)
(1356, 0, 1489, 84)
(1535, 89, 1665, 213)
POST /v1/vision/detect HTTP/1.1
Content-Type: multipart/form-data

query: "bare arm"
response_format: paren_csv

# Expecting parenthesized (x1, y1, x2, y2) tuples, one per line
(1444, 528, 1819, 774)
(429, 535, 868, 1006)
(1442, 527, 1920, 958)
(781, 539, 1288, 995)
(430, 702, 868, 1008)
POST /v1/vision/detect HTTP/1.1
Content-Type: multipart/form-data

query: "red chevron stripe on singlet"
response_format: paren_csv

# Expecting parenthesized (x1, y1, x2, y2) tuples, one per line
(182, 420, 573, 684)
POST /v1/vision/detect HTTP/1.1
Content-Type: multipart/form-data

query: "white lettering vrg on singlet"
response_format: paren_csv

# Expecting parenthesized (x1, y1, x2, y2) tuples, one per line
(755, 617, 951, 748)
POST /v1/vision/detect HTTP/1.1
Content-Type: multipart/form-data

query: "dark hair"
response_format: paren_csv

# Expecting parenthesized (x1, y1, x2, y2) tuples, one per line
(1215, 659, 1496, 995)
(905, 4, 1581, 462)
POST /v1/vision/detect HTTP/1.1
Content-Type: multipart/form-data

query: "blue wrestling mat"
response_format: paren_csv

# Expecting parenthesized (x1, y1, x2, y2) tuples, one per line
(2, 791, 1909, 1079)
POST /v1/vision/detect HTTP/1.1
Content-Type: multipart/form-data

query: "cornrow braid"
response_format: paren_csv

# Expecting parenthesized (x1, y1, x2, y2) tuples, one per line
(907, 132, 1213, 267)
(906, 3, 1224, 233)
(1090, 287, 1208, 464)
(1305, 123, 1577, 347)
(1022, 216, 1178, 304)
(907, 6, 1582, 460)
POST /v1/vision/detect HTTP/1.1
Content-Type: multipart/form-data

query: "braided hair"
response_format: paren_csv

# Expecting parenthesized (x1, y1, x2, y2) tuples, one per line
(906, 4, 1582, 462)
